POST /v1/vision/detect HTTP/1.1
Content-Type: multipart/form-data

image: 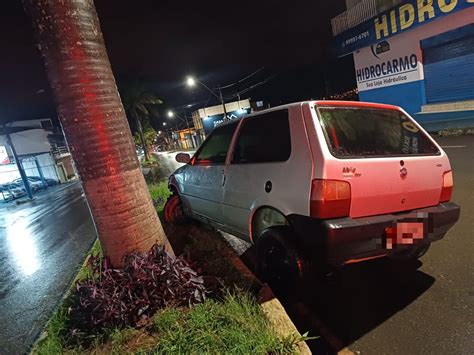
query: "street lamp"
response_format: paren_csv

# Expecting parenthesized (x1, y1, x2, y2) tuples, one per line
(162, 122, 167, 126)
(167, 109, 195, 149)
(186, 76, 196, 87)
(167, 109, 191, 132)
(185, 75, 228, 120)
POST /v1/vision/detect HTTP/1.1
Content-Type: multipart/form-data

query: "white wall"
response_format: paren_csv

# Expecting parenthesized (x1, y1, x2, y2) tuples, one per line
(196, 99, 251, 118)
(0, 163, 20, 184)
(0, 129, 51, 156)
(21, 153, 58, 180)
(0, 153, 58, 184)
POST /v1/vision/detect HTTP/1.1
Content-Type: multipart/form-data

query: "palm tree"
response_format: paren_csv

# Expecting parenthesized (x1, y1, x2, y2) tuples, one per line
(23, 0, 173, 266)
(122, 86, 162, 161)
(133, 125, 157, 152)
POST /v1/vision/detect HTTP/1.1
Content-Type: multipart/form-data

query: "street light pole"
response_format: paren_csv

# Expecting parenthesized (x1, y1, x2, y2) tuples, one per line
(183, 112, 190, 131)
(186, 76, 228, 121)
(3, 123, 33, 199)
(168, 110, 194, 149)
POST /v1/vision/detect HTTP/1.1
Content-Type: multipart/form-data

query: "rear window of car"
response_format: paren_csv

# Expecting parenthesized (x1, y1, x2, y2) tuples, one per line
(317, 106, 440, 158)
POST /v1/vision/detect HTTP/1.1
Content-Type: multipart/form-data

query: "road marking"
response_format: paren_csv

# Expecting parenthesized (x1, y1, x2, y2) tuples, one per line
(441, 145, 467, 148)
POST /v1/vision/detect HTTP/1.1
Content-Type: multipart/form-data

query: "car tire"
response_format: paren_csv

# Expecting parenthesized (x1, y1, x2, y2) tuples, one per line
(163, 194, 186, 225)
(256, 226, 305, 296)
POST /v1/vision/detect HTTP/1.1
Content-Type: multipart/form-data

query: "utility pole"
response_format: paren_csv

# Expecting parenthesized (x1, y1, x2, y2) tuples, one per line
(34, 157, 48, 190)
(183, 112, 193, 149)
(3, 123, 33, 199)
(218, 84, 228, 121)
(184, 112, 191, 131)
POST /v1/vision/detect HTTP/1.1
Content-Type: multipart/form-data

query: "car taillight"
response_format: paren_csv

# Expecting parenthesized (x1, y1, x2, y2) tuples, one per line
(439, 170, 453, 202)
(310, 179, 351, 219)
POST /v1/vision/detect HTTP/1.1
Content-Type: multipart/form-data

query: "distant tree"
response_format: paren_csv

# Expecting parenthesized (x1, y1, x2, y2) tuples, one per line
(133, 124, 157, 153)
(122, 86, 162, 161)
(24, 0, 173, 266)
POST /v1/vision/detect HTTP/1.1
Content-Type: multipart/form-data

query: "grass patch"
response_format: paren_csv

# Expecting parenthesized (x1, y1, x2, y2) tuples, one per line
(148, 181, 172, 214)
(77, 291, 300, 354)
(75, 240, 102, 283)
(34, 308, 69, 355)
(142, 155, 159, 167)
(150, 291, 300, 354)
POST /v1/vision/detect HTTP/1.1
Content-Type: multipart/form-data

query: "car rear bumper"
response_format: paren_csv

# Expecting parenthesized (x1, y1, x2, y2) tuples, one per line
(288, 202, 460, 266)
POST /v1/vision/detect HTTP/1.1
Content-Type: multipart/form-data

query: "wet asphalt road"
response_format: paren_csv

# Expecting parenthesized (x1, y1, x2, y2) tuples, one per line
(149, 151, 195, 181)
(0, 182, 96, 354)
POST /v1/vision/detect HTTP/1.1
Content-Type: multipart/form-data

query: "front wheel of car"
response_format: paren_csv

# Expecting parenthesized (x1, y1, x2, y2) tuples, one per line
(256, 226, 305, 296)
(163, 194, 186, 224)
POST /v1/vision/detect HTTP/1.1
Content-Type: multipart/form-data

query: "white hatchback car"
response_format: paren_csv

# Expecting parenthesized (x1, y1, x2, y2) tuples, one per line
(165, 101, 460, 283)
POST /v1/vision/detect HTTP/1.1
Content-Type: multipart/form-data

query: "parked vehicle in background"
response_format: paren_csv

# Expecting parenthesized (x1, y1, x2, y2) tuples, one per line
(27, 176, 59, 187)
(0, 183, 27, 201)
(12, 177, 46, 192)
(165, 101, 461, 287)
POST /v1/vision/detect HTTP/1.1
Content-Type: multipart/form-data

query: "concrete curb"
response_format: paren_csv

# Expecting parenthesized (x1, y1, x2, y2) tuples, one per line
(212, 235, 312, 354)
(259, 285, 312, 355)
(32, 238, 97, 353)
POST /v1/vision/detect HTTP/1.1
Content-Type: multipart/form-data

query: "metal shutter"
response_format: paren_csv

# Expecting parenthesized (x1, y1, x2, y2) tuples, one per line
(423, 35, 474, 104)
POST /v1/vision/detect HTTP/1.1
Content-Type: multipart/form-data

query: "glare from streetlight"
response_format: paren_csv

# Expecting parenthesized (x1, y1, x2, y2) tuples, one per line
(158, 130, 162, 134)
(186, 76, 196, 87)
(167, 110, 174, 118)
(162, 122, 167, 126)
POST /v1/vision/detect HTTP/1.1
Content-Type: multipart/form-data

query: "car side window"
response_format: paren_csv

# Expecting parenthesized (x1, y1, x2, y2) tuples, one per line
(232, 109, 291, 164)
(193, 121, 239, 165)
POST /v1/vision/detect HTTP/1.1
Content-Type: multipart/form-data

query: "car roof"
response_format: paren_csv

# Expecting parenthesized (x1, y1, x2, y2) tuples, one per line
(243, 100, 401, 120)
(314, 100, 400, 110)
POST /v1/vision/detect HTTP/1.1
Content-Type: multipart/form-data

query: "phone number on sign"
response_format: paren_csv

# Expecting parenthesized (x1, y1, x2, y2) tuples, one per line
(343, 31, 370, 46)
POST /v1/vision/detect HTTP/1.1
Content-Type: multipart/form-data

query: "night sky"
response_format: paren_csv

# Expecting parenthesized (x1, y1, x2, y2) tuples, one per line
(0, 0, 355, 129)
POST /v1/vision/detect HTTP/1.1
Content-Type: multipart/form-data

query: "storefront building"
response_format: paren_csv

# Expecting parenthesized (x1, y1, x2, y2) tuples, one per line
(192, 98, 252, 138)
(0, 119, 76, 186)
(331, 0, 474, 130)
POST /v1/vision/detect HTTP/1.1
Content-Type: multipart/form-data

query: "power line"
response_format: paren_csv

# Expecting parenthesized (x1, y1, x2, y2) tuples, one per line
(217, 67, 265, 90)
(225, 73, 279, 100)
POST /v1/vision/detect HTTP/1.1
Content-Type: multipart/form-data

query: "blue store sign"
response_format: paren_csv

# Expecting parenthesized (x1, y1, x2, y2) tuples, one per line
(333, 0, 474, 57)
(203, 109, 250, 135)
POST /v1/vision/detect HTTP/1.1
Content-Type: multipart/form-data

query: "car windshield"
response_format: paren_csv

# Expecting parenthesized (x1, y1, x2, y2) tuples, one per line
(317, 106, 440, 158)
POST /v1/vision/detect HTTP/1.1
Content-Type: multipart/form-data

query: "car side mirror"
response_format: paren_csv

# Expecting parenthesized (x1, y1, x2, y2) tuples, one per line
(176, 153, 191, 164)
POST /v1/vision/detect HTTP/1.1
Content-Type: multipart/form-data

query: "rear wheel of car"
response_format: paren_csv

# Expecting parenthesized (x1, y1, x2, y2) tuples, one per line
(256, 226, 305, 296)
(163, 194, 185, 224)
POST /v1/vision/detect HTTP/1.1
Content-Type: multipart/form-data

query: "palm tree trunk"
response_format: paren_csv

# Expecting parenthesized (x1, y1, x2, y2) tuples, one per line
(136, 117, 151, 161)
(23, 0, 173, 266)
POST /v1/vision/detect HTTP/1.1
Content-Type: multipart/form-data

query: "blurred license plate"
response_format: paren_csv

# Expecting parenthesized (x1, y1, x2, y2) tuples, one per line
(384, 222, 424, 249)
